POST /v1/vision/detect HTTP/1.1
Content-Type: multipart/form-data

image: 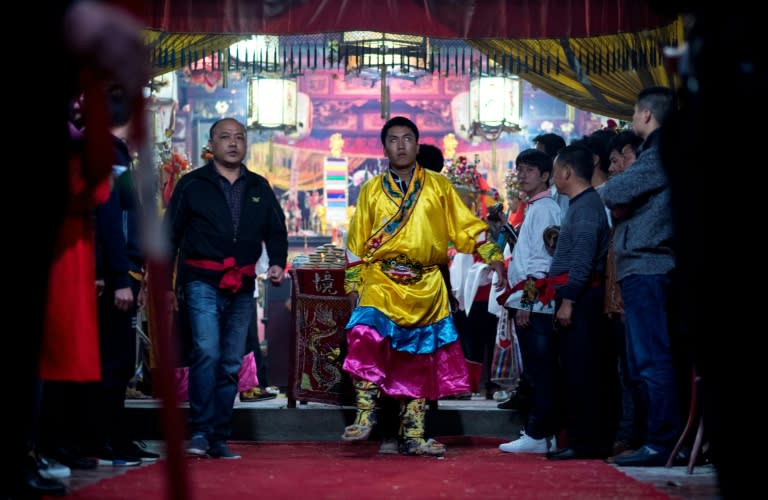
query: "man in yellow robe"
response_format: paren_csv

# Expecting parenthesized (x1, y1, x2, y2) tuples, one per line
(341, 116, 507, 456)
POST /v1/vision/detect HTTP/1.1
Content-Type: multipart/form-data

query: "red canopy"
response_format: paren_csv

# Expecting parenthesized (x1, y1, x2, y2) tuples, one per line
(137, 0, 679, 118)
(141, 0, 673, 39)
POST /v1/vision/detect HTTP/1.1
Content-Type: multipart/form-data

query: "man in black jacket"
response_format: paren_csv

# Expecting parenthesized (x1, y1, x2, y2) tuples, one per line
(90, 85, 158, 466)
(166, 118, 288, 459)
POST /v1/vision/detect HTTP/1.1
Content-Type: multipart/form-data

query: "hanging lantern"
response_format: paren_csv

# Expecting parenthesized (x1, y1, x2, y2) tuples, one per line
(468, 76, 522, 141)
(342, 31, 430, 80)
(247, 77, 298, 133)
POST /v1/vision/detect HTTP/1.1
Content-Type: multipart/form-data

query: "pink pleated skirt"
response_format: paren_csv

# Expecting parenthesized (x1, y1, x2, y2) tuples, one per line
(343, 324, 470, 400)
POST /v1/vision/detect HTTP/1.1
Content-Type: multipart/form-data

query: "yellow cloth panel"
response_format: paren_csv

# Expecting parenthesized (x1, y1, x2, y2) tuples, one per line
(144, 30, 249, 77)
(468, 21, 679, 119)
(346, 169, 488, 327)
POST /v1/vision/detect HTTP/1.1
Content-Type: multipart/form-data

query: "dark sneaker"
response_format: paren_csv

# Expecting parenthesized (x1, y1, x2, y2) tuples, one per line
(612, 445, 667, 467)
(121, 441, 160, 463)
(208, 442, 241, 460)
(239, 387, 278, 402)
(186, 434, 209, 456)
(97, 444, 142, 466)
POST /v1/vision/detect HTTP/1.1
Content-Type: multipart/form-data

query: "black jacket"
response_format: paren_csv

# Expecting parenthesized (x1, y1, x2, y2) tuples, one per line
(166, 162, 288, 294)
(95, 136, 139, 289)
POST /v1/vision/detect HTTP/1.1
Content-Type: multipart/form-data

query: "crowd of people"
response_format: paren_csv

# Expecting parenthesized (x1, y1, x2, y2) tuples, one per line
(9, 1, 756, 498)
(342, 102, 688, 466)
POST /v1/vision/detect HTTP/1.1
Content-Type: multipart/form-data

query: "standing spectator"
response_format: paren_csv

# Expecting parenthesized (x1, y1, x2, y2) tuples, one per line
(10, 1, 148, 497)
(533, 133, 569, 216)
(607, 131, 643, 178)
(546, 145, 612, 461)
(498, 149, 562, 454)
(166, 118, 288, 459)
(601, 87, 681, 467)
(341, 116, 506, 456)
(604, 130, 644, 457)
(497, 135, 565, 413)
(90, 85, 159, 465)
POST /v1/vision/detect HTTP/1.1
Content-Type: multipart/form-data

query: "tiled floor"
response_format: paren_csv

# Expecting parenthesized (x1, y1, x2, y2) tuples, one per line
(621, 464, 719, 499)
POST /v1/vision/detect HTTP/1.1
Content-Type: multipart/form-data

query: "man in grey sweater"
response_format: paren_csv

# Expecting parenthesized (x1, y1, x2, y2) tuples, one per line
(600, 86, 680, 467)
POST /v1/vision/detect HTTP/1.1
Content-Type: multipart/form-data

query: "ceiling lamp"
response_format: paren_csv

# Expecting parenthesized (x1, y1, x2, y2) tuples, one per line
(342, 31, 430, 80)
(247, 77, 298, 134)
(468, 76, 523, 141)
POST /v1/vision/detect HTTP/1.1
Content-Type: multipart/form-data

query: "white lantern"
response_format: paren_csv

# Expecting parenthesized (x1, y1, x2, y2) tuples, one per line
(468, 76, 522, 140)
(247, 77, 298, 132)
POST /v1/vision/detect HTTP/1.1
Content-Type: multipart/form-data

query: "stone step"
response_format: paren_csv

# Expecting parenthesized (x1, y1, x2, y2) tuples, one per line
(125, 395, 523, 441)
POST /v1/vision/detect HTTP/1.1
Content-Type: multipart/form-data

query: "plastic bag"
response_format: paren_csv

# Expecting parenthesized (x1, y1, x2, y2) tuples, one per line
(490, 308, 522, 390)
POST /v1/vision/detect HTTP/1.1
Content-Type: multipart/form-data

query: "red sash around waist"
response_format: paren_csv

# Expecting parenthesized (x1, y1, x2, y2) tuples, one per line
(509, 273, 569, 306)
(497, 271, 604, 306)
(185, 257, 255, 293)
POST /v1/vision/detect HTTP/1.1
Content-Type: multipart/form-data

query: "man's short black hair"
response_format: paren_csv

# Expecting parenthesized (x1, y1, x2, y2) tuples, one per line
(608, 130, 643, 155)
(532, 133, 566, 159)
(515, 148, 553, 176)
(381, 116, 419, 145)
(416, 144, 444, 172)
(637, 86, 674, 126)
(209, 118, 246, 139)
(555, 144, 594, 182)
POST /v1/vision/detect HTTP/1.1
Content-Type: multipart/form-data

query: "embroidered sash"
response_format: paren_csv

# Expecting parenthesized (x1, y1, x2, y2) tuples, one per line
(364, 165, 425, 259)
(379, 254, 437, 285)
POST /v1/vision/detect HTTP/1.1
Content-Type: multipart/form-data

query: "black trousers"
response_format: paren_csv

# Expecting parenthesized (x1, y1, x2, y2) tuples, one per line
(88, 276, 141, 449)
(556, 287, 617, 456)
(458, 301, 499, 391)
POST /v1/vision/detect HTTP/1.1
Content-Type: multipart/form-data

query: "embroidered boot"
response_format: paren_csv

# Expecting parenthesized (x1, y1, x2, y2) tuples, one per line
(341, 379, 379, 441)
(398, 398, 446, 456)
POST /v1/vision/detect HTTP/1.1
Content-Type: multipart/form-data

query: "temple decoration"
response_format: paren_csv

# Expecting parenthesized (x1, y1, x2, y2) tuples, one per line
(329, 133, 344, 157)
(505, 169, 521, 203)
(442, 133, 458, 161)
(444, 154, 480, 215)
(161, 151, 190, 206)
(325, 133, 347, 235)
(444, 155, 480, 192)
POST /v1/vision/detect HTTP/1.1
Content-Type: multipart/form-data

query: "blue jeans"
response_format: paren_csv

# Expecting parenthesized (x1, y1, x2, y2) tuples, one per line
(620, 274, 680, 453)
(184, 281, 253, 443)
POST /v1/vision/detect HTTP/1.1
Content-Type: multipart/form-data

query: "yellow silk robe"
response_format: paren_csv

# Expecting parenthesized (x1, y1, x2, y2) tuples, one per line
(346, 166, 489, 329)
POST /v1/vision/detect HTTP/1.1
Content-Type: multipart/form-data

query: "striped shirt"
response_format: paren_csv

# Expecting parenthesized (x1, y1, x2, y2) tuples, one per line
(548, 187, 609, 301)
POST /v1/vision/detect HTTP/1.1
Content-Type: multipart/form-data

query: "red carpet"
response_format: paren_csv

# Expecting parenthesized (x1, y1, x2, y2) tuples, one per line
(63, 438, 671, 499)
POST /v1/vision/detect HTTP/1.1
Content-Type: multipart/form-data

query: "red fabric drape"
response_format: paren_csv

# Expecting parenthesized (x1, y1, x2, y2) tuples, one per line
(141, 0, 674, 38)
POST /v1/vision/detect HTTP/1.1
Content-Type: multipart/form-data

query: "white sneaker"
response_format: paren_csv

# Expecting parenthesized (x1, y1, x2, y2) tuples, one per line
(37, 455, 71, 479)
(493, 390, 510, 402)
(499, 431, 552, 454)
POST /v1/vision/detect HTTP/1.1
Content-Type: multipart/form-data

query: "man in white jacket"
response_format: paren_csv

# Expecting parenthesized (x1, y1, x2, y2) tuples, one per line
(499, 149, 563, 454)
